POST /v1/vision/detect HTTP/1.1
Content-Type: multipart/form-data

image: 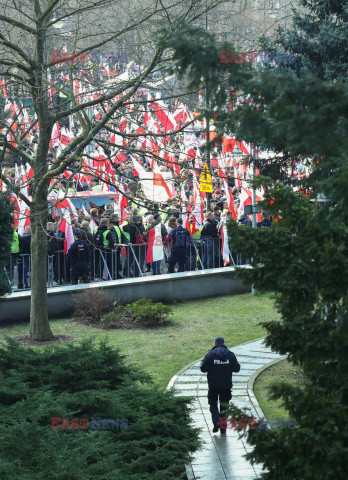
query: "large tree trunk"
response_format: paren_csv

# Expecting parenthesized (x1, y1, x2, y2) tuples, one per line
(29, 185, 53, 341)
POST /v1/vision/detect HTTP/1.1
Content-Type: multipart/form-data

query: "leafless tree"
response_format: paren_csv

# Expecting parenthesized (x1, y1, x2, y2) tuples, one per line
(0, 0, 224, 340)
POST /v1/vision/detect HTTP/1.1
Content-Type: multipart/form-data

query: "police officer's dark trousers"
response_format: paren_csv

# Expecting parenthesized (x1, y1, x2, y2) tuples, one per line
(208, 388, 232, 429)
(168, 248, 186, 273)
(71, 260, 90, 284)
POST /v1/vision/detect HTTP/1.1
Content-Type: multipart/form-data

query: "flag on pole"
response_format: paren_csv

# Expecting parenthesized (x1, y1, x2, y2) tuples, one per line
(220, 223, 230, 266)
(146, 223, 163, 264)
(18, 202, 30, 236)
(59, 210, 74, 255)
(219, 167, 237, 219)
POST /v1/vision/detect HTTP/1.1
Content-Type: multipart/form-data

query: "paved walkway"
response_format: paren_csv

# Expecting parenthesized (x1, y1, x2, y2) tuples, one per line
(167, 338, 285, 480)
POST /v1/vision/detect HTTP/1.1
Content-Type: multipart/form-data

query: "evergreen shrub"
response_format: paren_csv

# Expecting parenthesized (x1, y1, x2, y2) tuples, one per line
(0, 339, 199, 480)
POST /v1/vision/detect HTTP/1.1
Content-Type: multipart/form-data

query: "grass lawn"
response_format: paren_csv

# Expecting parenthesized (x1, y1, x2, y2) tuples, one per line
(0, 293, 279, 389)
(254, 358, 306, 419)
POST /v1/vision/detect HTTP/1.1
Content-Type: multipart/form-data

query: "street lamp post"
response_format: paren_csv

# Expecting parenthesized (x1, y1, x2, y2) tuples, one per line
(251, 144, 258, 296)
(252, 147, 258, 229)
(204, 1, 211, 211)
(205, 90, 211, 210)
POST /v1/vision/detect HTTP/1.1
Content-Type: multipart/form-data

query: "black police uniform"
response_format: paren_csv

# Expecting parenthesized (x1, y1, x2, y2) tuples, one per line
(67, 239, 91, 284)
(168, 225, 192, 273)
(200, 344, 240, 429)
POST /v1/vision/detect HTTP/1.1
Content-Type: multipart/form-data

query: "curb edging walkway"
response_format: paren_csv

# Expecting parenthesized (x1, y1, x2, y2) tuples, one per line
(167, 338, 286, 480)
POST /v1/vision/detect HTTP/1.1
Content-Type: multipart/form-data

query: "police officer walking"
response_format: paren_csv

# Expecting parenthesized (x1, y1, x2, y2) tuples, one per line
(66, 229, 91, 284)
(200, 337, 240, 433)
(167, 218, 192, 273)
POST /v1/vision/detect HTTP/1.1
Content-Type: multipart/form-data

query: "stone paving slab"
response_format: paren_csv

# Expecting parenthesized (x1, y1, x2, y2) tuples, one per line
(167, 338, 286, 480)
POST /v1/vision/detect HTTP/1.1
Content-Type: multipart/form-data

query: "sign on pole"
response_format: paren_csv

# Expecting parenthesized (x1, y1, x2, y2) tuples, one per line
(199, 162, 213, 193)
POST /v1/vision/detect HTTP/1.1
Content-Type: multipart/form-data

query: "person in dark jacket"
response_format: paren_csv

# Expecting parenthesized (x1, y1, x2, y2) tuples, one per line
(105, 215, 129, 279)
(47, 222, 59, 255)
(19, 226, 32, 288)
(257, 213, 272, 228)
(122, 215, 146, 277)
(90, 208, 100, 226)
(80, 220, 95, 278)
(66, 229, 91, 284)
(93, 217, 109, 279)
(201, 213, 219, 269)
(167, 218, 192, 273)
(239, 214, 252, 226)
(47, 222, 59, 285)
(200, 337, 240, 433)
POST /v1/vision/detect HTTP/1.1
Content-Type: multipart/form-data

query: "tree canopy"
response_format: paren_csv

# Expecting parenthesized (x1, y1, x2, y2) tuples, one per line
(156, 0, 348, 477)
(220, 0, 348, 476)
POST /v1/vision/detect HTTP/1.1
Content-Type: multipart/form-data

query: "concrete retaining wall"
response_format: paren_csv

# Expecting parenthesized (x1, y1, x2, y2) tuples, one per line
(0, 267, 250, 324)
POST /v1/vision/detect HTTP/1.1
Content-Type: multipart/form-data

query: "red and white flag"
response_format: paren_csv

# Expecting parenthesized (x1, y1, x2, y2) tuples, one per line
(131, 158, 174, 203)
(59, 210, 74, 255)
(113, 185, 129, 224)
(153, 100, 175, 133)
(60, 126, 73, 146)
(56, 198, 78, 218)
(146, 223, 163, 264)
(192, 177, 204, 227)
(153, 164, 174, 200)
(219, 167, 237, 219)
(18, 202, 30, 236)
(220, 223, 230, 266)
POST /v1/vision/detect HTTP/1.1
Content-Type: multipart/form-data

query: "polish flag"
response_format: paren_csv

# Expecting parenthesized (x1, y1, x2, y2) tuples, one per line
(239, 184, 252, 216)
(146, 223, 164, 264)
(220, 223, 230, 266)
(18, 202, 31, 236)
(81, 205, 90, 218)
(219, 167, 237, 219)
(56, 198, 78, 218)
(153, 165, 174, 200)
(222, 136, 236, 153)
(20, 164, 29, 196)
(50, 122, 61, 148)
(59, 211, 74, 255)
(192, 177, 204, 227)
(113, 187, 128, 224)
(186, 216, 199, 236)
(0, 80, 6, 97)
(60, 126, 73, 146)
(9, 193, 20, 229)
(239, 182, 263, 219)
(119, 119, 127, 132)
(236, 140, 249, 155)
(89, 217, 98, 233)
(26, 164, 34, 180)
(153, 100, 175, 132)
(131, 158, 174, 202)
(174, 108, 188, 126)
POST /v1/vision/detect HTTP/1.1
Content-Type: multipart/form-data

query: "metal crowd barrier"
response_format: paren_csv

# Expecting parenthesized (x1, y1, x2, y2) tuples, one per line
(6, 238, 248, 292)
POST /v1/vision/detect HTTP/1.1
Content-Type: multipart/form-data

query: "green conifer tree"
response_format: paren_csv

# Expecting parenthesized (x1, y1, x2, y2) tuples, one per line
(279, 0, 348, 81)
(164, 10, 348, 478)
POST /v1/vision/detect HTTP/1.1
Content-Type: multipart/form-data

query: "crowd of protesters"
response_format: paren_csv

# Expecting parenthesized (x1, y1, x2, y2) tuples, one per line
(2, 59, 308, 292)
(7, 193, 274, 290)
